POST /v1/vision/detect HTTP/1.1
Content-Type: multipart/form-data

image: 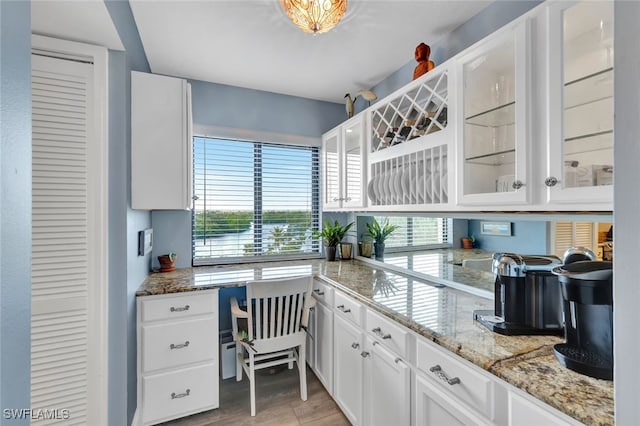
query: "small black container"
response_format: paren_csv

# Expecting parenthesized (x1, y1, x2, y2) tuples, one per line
(552, 261, 613, 380)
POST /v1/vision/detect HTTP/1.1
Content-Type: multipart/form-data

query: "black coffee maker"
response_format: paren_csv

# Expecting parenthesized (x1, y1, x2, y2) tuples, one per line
(551, 260, 614, 380)
(474, 253, 564, 335)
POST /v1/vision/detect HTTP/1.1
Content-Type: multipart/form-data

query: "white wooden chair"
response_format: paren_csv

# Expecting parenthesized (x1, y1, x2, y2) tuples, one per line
(230, 275, 315, 416)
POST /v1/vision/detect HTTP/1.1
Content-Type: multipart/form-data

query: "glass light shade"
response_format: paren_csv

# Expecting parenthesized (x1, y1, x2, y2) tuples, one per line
(281, 0, 347, 34)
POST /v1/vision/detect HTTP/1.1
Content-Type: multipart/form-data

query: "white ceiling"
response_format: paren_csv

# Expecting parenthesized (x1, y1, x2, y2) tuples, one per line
(130, 0, 492, 103)
(31, 0, 124, 51)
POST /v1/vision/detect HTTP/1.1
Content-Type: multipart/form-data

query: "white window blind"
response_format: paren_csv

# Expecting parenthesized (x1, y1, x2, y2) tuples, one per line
(193, 137, 320, 264)
(373, 216, 450, 249)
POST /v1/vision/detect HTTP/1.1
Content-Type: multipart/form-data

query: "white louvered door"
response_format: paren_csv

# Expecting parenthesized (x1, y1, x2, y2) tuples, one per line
(551, 221, 596, 258)
(31, 53, 97, 425)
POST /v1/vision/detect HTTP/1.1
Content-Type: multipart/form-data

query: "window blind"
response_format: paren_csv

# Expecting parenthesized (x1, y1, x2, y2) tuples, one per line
(373, 216, 450, 249)
(193, 137, 320, 264)
(552, 221, 595, 258)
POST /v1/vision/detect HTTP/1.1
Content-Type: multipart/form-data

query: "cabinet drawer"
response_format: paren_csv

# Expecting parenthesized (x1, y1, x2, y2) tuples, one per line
(142, 317, 217, 372)
(142, 363, 218, 424)
(333, 290, 363, 327)
(417, 339, 494, 420)
(141, 292, 217, 322)
(312, 280, 334, 306)
(366, 309, 410, 358)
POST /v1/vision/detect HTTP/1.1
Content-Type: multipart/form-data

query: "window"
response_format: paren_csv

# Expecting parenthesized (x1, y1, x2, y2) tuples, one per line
(192, 137, 320, 264)
(372, 216, 450, 250)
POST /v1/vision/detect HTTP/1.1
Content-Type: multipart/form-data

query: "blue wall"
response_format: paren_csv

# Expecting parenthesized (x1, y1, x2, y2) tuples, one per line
(468, 220, 549, 254)
(0, 1, 32, 420)
(366, 0, 543, 111)
(104, 1, 152, 423)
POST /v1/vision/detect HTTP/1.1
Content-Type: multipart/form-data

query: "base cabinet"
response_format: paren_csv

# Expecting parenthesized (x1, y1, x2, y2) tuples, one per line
(364, 338, 410, 426)
(313, 300, 334, 393)
(135, 290, 219, 425)
(508, 390, 581, 426)
(333, 315, 365, 425)
(415, 373, 487, 426)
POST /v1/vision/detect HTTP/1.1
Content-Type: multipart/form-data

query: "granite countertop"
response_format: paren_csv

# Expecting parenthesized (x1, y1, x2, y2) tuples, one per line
(136, 255, 613, 425)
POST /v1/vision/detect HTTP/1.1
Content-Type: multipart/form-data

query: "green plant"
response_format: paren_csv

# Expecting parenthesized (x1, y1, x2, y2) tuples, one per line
(366, 218, 399, 244)
(314, 220, 354, 247)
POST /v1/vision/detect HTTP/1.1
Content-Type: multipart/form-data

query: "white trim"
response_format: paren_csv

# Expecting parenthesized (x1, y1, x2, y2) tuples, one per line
(31, 34, 109, 426)
(194, 123, 322, 147)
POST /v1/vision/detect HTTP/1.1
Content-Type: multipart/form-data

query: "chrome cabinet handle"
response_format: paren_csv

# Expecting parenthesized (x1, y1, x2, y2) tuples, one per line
(337, 304, 351, 313)
(372, 327, 391, 339)
(351, 342, 360, 350)
(429, 365, 461, 386)
(545, 176, 558, 187)
(170, 341, 190, 350)
(309, 306, 315, 312)
(361, 351, 370, 358)
(313, 289, 325, 296)
(170, 305, 190, 312)
(394, 357, 404, 364)
(333, 197, 340, 201)
(512, 180, 524, 190)
(171, 389, 191, 399)
(345, 197, 352, 201)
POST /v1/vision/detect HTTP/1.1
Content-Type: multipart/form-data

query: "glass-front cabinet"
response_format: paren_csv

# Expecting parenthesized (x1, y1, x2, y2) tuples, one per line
(322, 115, 366, 210)
(457, 19, 531, 205)
(546, 0, 613, 205)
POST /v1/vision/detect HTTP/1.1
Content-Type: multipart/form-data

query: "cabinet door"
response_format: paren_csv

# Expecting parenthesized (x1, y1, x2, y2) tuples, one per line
(314, 302, 333, 393)
(508, 391, 576, 426)
(333, 315, 364, 425)
(132, 71, 193, 210)
(364, 338, 410, 426)
(414, 373, 487, 426)
(457, 20, 531, 206)
(546, 0, 613, 206)
(323, 128, 341, 209)
(342, 115, 366, 209)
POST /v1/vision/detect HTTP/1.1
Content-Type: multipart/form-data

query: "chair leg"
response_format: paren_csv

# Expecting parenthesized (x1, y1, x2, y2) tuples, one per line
(236, 343, 243, 382)
(288, 349, 294, 370)
(298, 344, 307, 401)
(249, 353, 256, 416)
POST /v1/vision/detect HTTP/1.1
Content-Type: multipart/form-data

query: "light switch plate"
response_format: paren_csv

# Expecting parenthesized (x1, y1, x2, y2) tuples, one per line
(138, 228, 153, 256)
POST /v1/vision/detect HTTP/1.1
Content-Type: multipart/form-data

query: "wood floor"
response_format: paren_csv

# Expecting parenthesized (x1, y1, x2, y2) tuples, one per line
(160, 366, 349, 425)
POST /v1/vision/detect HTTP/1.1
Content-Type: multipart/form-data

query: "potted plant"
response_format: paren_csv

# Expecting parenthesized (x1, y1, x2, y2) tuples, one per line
(314, 220, 354, 261)
(366, 218, 398, 260)
(337, 222, 355, 260)
(461, 235, 475, 249)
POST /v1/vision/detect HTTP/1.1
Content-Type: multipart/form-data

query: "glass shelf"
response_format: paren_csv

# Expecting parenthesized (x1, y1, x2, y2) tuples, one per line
(464, 101, 515, 127)
(564, 68, 613, 110)
(465, 149, 515, 166)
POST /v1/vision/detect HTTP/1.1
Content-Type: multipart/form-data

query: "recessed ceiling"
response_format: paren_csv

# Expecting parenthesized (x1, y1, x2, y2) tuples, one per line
(31, 0, 124, 51)
(130, 0, 492, 103)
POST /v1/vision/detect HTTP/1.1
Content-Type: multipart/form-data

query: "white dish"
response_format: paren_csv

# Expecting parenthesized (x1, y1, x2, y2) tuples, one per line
(368, 178, 377, 204)
(417, 175, 425, 204)
(376, 172, 385, 203)
(442, 172, 448, 198)
(393, 170, 403, 203)
(401, 169, 410, 204)
(431, 173, 439, 203)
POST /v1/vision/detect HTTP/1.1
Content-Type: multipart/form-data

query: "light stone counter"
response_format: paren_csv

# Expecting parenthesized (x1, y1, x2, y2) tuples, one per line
(137, 256, 613, 425)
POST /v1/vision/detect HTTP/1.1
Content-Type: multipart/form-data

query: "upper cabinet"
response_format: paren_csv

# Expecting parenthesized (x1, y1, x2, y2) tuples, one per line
(366, 66, 454, 210)
(132, 71, 193, 210)
(456, 20, 531, 206)
(323, 114, 366, 210)
(545, 0, 613, 205)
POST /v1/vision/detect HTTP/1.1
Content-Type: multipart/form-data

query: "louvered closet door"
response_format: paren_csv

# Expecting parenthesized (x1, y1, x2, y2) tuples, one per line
(552, 222, 595, 258)
(31, 54, 94, 425)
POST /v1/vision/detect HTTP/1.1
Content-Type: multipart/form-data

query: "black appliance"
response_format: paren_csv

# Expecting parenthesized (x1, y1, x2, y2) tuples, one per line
(551, 261, 613, 380)
(474, 253, 564, 335)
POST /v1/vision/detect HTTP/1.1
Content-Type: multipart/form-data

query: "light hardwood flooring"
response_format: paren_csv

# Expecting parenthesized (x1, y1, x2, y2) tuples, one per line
(160, 366, 349, 425)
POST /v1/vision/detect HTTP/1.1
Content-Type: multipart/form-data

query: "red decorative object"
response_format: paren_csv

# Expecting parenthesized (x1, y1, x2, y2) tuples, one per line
(413, 42, 435, 80)
(158, 253, 177, 272)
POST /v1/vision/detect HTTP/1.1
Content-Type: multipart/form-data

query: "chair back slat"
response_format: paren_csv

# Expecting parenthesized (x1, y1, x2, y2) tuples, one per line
(245, 275, 312, 342)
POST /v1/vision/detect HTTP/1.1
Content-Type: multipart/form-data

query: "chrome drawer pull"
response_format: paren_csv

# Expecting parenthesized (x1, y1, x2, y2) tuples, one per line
(372, 327, 391, 339)
(313, 289, 325, 296)
(171, 389, 191, 399)
(337, 304, 351, 313)
(170, 305, 190, 312)
(351, 342, 360, 350)
(170, 341, 190, 350)
(361, 351, 370, 358)
(429, 365, 461, 386)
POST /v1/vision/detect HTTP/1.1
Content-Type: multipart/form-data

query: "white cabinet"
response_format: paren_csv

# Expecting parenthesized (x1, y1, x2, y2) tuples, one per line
(456, 18, 532, 206)
(545, 0, 614, 206)
(415, 372, 486, 426)
(131, 71, 193, 210)
(309, 280, 334, 393)
(322, 115, 367, 210)
(508, 389, 582, 426)
(135, 290, 219, 425)
(333, 314, 365, 425)
(363, 337, 410, 426)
